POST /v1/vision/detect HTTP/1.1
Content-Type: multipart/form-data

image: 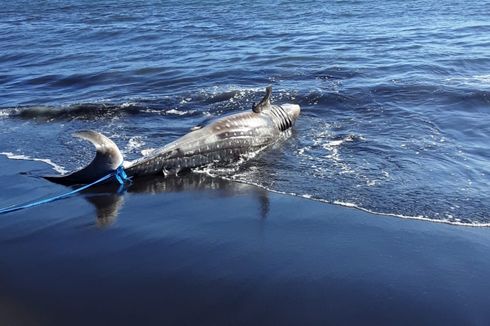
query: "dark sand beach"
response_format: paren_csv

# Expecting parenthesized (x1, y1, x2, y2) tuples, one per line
(1, 156, 490, 325)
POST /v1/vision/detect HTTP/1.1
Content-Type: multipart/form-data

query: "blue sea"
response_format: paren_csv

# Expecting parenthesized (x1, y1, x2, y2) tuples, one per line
(1, 0, 489, 225)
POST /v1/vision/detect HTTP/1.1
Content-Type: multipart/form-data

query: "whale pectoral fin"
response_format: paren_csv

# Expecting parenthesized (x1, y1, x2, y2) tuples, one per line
(44, 130, 124, 185)
(252, 86, 272, 113)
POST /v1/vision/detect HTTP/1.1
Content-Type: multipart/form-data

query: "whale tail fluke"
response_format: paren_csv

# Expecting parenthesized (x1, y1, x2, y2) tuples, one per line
(44, 130, 124, 185)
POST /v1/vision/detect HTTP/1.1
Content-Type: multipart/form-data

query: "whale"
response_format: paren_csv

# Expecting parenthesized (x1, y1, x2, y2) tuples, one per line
(45, 87, 301, 185)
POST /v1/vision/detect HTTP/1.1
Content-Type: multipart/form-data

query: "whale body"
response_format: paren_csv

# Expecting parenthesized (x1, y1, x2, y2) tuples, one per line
(45, 87, 301, 185)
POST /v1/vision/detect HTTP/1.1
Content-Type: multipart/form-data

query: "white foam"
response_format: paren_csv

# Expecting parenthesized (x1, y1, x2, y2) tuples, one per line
(366, 179, 377, 186)
(331, 200, 490, 227)
(125, 136, 145, 152)
(299, 127, 358, 176)
(0, 152, 68, 174)
(120, 102, 137, 108)
(326, 139, 344, 147)
(140, 108, 197, 115)
(446, 74, 490, 86)
(141, 109, 162, 114)
(166, 108, 194, 116)
(197, 169, 490, 227)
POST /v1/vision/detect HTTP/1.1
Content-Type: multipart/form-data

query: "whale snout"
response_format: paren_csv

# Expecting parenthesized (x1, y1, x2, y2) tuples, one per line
(281, 103, 301, 124)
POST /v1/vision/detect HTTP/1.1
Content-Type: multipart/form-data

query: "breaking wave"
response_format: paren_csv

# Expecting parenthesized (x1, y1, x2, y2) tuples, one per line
(0, 152, 68, 174)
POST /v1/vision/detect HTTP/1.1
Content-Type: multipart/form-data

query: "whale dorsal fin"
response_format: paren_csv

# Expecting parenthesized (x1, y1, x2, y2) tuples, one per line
(252, 86, 272, 113)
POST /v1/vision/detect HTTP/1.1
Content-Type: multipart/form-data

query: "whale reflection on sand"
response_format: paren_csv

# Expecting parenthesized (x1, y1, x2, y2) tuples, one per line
(81, 172, 269, 227)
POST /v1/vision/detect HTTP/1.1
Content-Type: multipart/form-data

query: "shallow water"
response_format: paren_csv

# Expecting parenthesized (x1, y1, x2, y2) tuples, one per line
(1, 0, 489, 224)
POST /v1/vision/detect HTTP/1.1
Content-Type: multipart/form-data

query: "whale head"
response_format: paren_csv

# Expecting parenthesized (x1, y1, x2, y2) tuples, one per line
(261, 102, 301, 132)
(252, 87, 301, 132)
(280, 103, 301, 125)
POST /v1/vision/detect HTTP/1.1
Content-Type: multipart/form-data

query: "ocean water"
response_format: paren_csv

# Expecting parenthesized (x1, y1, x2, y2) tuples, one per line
(0, 0, 489, 225)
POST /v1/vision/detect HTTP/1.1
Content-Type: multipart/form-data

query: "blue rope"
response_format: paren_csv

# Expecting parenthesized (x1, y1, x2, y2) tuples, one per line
(0, 165, 130, 215)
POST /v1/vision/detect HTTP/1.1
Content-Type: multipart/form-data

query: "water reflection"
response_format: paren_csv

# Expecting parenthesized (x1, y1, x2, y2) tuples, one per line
(81, 172, 270, 227)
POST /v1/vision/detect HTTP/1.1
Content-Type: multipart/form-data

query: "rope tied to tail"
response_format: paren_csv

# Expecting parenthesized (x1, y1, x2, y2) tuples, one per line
(0, 165, 130, 215)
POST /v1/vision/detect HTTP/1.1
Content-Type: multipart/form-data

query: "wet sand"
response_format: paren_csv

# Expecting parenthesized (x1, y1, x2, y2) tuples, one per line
(1, 156, 490, 325)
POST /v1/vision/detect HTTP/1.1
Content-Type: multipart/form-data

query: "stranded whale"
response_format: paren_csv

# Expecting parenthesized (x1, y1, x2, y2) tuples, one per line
(45, 87, 301, 185)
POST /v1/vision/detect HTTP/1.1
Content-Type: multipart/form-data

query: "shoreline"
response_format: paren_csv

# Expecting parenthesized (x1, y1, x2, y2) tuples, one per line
(2, 153, 486, 228)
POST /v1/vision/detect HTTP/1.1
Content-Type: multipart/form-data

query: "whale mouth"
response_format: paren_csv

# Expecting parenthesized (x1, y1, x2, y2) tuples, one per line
(281, 103, 301, 124)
